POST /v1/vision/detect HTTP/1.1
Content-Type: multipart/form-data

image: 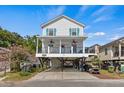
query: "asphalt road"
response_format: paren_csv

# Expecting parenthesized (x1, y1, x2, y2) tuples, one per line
(17, 79, 124, 87)
(1, 79, 124, 87)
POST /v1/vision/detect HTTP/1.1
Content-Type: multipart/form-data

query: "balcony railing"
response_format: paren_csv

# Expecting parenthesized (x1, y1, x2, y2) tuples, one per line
(113, 51, 124, 57)
(121, 50, 124, 56)
(113, 51, 119, 57)
(37, 47, 83, 54)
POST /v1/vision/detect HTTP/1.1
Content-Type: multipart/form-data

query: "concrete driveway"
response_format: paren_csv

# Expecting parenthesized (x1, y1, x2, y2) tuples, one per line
(28, 68, 98, 81)
(2, 68, 124, 87)
(0, 67, 100, 87)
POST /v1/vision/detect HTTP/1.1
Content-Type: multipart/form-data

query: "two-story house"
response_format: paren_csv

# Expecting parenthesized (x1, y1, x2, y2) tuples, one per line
(99, 37, 124, 63)
(85, 44, 100, 54)
(85, 44, 100, 62)
(35, 15, 96, 68)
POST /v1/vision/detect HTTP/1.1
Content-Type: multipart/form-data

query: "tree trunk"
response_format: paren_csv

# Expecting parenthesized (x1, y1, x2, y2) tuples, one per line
(4, 65, 6, 76)
(39, 58, 44, 68)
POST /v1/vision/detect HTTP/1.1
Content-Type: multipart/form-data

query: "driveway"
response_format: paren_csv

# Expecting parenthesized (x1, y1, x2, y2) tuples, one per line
(0, 67, 100, 87)
(28, 67, 98, 81)
(2, 68, 124, 87)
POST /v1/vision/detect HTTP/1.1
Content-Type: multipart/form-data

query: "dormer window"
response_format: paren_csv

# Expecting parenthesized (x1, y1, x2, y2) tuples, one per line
(69, 28, 79, 36)
(46, 28, 56, 36)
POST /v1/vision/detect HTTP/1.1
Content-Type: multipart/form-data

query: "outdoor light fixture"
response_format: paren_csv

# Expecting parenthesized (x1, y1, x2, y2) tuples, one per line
(49, 39, 54, 47)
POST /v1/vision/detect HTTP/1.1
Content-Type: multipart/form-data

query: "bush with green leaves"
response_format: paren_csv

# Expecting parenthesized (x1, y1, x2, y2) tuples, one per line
(91, 56, 102, 69)
(108, 66, 114, 73)
(10, 46, 33, 72)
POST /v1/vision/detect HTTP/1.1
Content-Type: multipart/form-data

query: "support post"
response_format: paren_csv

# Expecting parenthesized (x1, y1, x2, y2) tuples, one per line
(83, 41, 85, 53)
(36, 37, 39, 53)
(49, 59, 52, 67)
(71, 46, 73, 54)
(48, 46, 50, 54)
(119, 42, 121, 57)
(61, 58, 64, 72)
(59, 39, 61, 54)
(42, 39, 45, 53)
(110, 46, 113, 59)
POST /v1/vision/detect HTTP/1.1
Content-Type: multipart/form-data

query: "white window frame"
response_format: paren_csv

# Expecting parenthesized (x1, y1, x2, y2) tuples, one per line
(46, 28, 56, 36)
(70, 28, 79, 36)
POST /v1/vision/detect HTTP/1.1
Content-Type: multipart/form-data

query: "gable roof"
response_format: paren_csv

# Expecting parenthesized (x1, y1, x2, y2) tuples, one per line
(89, 44, 101, 48)
(41, 15, 85, 28)
(101, 37, 124, 48)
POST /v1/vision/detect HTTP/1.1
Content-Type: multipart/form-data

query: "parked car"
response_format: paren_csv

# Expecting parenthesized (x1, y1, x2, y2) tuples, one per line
(89, 68, 100, 74)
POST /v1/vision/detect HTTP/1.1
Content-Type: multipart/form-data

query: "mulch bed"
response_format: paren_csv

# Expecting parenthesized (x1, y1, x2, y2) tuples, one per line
(92, 74, 121, 79)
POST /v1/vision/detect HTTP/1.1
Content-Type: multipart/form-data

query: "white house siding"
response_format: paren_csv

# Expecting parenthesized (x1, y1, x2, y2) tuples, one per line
(99, 46, 113, 61)
(42, 18, 84, 36)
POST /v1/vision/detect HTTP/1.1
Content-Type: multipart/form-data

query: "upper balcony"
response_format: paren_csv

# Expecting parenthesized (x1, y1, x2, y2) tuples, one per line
(112, 43, 124, 60)
(35, 36, 96, 58)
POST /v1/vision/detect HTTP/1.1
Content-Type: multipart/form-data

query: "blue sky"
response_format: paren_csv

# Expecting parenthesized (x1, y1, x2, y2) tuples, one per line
(0, 5, 124, 47)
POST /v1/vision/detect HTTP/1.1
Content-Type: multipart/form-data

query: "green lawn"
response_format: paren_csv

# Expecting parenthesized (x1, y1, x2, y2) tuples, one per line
(3, 68, 46, 81)
(0, 74, 4, 78)
(3, 72, 38, 81)
(99, 70, 124, 79)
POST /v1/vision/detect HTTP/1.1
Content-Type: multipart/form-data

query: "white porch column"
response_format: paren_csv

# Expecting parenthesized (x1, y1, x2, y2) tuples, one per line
(83, 41, 85, 53)
(71, 46, 73, 54)
(48, 46, 50, 54)
(42, 39, 45, 53)
(110, 46, 113, 58)
(59, 39, 61, 54)
(36, 37, 39, 53)
(119, 42, 121, 57)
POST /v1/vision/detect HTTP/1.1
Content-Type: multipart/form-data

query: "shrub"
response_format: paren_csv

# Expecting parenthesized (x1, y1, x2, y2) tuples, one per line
(108, 66, 114, 73)
(19, 71, 31, 76)
(10, 46, 33, 72)
(38, 68, 44, 72)
(30, 68, 37, 73)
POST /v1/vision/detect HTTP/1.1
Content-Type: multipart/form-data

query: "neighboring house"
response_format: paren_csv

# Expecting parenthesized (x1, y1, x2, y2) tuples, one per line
(0, 47, 11, 73)
(85, 44, 100, 54)
(99, 37, 124, 63)
(85, 44, 100, 62)
(35, 15, 96, 67)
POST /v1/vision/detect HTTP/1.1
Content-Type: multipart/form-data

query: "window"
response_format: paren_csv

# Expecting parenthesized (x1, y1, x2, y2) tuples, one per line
(49, 29, 54, 36)
(69, 28, 80, 36)
(105, 48, 108, 55)
(46, 28, 56, 36)
(72, 30, 76, 36)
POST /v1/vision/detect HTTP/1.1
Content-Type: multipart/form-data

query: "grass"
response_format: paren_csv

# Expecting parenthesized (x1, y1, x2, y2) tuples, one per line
(0, 74, 4, 78)
(99, 70, 124, 79)
(3, 68, 46, 81)
(3, 72, 37, 81)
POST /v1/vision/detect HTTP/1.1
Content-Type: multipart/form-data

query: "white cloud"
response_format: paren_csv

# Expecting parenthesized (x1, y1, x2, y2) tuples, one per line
(116, 26, 124, 31)
(46, 6, 66, 20)
(88, 32, 106, 38)
(75, 6, 90, 19)
(92, 6, 115, 23)
(92, 6, 108, 17)
(93, 15, 112, 23)
(110, 35, 121, 41)
(84, 25, 91, 30)
(35, 6, 66, 22)
(94, 32, 105, 36)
